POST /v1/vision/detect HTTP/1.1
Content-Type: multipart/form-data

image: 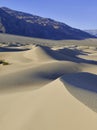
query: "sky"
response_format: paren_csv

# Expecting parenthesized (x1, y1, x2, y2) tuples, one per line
(0, 0, 97, 29)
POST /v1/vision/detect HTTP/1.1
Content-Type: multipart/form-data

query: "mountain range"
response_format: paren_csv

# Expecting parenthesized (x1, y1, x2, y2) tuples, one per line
(84, 30, 97, 37)
(0, 7, 96, 40)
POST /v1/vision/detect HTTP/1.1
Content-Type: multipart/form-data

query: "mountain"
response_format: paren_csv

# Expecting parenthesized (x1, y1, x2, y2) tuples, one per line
(84, 30, 97, 37)
(0, 7, 96, 40)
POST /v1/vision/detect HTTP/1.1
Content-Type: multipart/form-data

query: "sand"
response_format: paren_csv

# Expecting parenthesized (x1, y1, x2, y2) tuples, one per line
(0, 43, 97, 130)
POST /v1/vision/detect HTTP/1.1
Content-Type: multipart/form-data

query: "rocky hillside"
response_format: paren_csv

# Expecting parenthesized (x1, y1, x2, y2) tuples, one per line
(84, 30, 97, 37)
(0, 7, 96, 40)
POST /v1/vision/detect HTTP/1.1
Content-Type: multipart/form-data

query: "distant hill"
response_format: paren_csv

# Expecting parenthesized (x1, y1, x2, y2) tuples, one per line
(0, 7, 96, 40)
(84, 30, 97, 37)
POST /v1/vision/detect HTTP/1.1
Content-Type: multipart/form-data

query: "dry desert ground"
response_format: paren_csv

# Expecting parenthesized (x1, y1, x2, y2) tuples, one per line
(0, 35, 97, 130)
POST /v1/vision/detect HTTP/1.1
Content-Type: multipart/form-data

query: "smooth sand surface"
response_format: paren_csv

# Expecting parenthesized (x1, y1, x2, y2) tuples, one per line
(0, 44, 97, 130)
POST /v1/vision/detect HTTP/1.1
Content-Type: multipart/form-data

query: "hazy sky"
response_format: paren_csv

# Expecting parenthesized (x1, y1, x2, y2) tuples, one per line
(0, 0, 97, 29)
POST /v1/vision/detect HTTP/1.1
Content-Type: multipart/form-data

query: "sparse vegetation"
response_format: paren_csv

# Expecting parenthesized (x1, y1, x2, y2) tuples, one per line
(0, 33, 97, 48)
(0, 60, 9, 65)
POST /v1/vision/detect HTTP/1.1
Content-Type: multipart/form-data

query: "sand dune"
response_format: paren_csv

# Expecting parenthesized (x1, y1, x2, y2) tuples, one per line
(0, 44, 97, 130)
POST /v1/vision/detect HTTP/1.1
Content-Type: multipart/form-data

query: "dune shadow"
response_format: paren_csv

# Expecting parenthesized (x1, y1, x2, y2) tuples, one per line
(35, 45, 67, 60)
(0, 47, 29, 52)
(56, 48, 97, 65)
(57, 48, 87, 57)
(61, 72, 97, 113)
(35, 45, 97, 65)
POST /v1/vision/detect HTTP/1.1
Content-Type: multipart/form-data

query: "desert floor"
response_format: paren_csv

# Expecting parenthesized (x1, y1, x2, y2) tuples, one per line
(0, 42, 97, 130)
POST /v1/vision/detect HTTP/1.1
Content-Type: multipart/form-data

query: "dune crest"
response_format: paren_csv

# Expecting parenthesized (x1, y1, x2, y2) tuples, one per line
(0, 44, 97, 130)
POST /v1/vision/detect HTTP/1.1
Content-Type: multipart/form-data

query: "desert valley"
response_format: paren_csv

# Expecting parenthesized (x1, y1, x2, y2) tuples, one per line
(0, 7, 97, 130)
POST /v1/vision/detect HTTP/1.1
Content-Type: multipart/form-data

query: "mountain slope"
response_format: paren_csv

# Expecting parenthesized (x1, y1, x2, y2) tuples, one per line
(0, 7, 96, 40)
(84, 30, 97, 37)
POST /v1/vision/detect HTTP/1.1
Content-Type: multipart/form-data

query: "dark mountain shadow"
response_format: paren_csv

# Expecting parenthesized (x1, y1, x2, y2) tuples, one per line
(61, 72, 97, 113)
(0, 7, 96, 40)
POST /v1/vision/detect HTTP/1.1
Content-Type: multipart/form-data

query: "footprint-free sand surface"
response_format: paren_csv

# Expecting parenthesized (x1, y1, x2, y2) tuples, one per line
(0, 43, 97, 130)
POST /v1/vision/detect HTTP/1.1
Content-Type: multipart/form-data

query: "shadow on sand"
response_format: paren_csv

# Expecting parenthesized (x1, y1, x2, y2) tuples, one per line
(0, 47, 29, 52)
(56, 47, 97, 65)
(61, 72, 97, 113)
(35, 45, 97, 65)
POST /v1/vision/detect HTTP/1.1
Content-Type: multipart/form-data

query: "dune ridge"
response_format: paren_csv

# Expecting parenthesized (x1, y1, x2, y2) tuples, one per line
(0, 44, 97, 130)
